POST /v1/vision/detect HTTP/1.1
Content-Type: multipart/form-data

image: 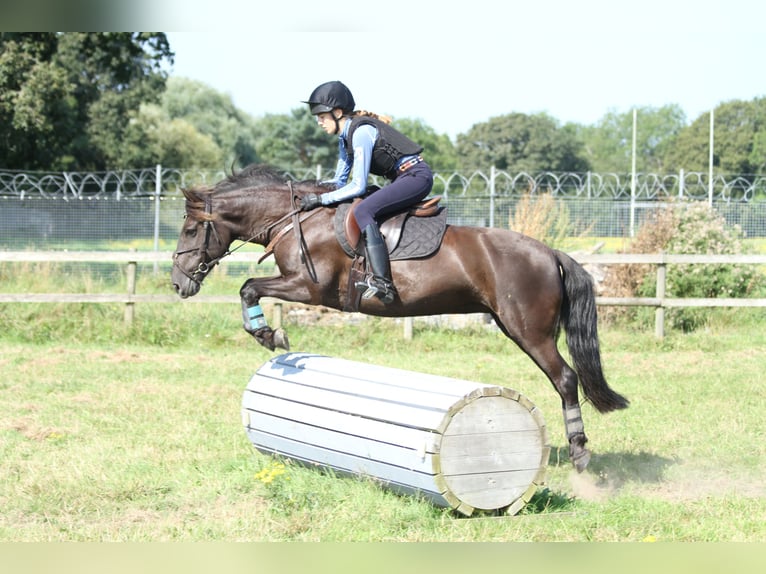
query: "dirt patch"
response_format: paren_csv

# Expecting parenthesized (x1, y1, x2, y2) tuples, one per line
(6, 418, 65, 441)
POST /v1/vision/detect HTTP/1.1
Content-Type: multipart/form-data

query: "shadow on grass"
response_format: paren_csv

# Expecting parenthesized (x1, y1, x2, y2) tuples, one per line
(548, 446, 678, 488)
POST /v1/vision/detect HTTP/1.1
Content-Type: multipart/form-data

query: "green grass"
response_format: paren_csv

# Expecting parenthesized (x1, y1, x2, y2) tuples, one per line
(1, 300, 765, 541)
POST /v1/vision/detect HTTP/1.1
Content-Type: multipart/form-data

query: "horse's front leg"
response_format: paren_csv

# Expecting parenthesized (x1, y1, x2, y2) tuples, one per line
(238, 274, 315, 351)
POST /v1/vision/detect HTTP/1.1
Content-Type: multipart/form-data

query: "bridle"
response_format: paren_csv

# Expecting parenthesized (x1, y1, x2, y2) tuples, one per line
(172, 195, 226, 286)
(172, 182, 321, 286)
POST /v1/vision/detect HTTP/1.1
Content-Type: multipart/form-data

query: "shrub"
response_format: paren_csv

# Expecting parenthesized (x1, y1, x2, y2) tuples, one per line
(602, 200, 766, 331)
(510, 193, 590, 249)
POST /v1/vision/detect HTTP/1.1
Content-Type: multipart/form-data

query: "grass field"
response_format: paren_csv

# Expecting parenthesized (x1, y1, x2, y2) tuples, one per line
(1, 299, 765, 542)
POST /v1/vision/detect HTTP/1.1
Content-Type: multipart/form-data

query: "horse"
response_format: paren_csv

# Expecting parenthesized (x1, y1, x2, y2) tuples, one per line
(171, 164, 629, 472)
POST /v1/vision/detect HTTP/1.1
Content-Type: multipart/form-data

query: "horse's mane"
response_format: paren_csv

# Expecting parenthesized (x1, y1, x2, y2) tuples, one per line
(183, 164, 296, 220)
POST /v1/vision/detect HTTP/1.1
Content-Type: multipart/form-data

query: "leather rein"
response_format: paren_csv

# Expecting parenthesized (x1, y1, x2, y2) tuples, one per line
(172, 181, 321, 286)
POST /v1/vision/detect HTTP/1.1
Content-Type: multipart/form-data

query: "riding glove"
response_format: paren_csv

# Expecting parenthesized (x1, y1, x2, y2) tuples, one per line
(299, 193, 322, 211)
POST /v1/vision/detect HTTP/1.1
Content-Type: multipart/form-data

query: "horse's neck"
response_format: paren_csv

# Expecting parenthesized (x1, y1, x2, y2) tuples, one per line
(228, 187, 294, 245)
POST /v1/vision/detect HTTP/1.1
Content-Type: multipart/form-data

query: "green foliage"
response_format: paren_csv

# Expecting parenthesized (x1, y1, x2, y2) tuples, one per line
(604, 200, 766, 330)
(0, 32, 173, 170)
(509, 193, 587, 249)
(455, 112, 590, 173)
(664, 97, 766, 175)
(255, 108, 335, 170)
(392, 117, 458, 171)
(578, 105, 687, 173)
(161, 77, 260, 166)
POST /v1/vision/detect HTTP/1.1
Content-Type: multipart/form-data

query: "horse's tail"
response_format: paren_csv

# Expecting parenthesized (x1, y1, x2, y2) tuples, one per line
(555, 250, 629, 413)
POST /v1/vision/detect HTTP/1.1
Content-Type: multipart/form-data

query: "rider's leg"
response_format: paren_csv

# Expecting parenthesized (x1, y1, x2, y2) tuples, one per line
(353, 163, 434, 304)
(357, 223, 396, 304)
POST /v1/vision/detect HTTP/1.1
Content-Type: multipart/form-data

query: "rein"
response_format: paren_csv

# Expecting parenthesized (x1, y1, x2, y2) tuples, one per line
(173, 182, 321, 285)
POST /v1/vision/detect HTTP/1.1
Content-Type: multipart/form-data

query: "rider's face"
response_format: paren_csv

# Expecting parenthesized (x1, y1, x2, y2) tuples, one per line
(315, 110, 344, 135)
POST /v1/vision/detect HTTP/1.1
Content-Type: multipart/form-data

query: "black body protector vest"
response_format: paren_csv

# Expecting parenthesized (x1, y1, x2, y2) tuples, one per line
(344, 116, 424, 180)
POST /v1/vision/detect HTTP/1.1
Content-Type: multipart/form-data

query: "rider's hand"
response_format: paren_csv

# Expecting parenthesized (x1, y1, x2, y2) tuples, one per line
(299, 193, 322, 211)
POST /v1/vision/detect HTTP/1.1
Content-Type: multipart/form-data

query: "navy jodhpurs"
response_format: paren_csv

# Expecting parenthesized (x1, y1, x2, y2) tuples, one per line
(353, 162, 434, 230)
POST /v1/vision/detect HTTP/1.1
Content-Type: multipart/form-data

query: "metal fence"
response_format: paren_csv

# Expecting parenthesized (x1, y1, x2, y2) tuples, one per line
(1, 166, 765, 252)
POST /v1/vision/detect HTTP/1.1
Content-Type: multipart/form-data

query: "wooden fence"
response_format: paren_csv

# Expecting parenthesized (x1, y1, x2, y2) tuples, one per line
(1, 251, 765, 338)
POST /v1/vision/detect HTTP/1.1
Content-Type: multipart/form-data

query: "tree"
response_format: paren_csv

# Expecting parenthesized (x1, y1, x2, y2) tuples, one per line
(392, 117, 458, 171)
(161, 77, 259, 166)
(578, 105, 687, 173)
(121, 103, 224, 168)
(455, 112, 590, 173)
(255, 108, 336, 171)
(0, 33, 76, 169)
(0, 32, 173, 170)
(664, 97, 766, 175)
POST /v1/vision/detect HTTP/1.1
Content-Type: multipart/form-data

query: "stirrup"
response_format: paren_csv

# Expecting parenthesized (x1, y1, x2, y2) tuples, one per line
(355, 277, 395, 304)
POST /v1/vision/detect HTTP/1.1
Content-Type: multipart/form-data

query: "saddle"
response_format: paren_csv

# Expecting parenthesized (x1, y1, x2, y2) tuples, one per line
(333, 196, 447, 259)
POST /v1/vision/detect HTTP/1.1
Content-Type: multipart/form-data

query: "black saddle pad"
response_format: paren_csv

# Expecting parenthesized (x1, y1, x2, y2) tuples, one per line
(334, 203, 448, 261)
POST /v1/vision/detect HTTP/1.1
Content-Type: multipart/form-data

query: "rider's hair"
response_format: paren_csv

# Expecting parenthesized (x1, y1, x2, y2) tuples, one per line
(352, 110, 392, 124)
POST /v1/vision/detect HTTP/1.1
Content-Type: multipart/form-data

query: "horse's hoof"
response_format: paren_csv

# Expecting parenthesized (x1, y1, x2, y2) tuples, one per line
(273, 328, 290, 351)
(573, 449, 592, 473)
(251, 326, 276, 351)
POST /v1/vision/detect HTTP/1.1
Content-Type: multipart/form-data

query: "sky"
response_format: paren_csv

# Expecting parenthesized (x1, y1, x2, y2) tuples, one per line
(160, 0, 764, 140)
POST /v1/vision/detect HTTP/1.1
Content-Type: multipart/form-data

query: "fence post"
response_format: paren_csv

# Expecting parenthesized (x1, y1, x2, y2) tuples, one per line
(679, 168, 684, 198)
(654, 254, 667, 338)
(272, 302, 283, 329)
(489, 165, 496, 228)
(403, 316, 413, 341)
(153, 164, 161, 275)
(125, 259, 137, 326)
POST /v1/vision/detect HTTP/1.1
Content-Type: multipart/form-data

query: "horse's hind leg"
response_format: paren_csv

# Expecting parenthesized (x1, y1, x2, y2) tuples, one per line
(531, 340, 592, 472)
(494, 314, 592, 471)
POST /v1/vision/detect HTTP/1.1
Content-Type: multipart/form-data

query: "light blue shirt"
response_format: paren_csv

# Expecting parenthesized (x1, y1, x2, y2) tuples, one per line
(319, 120, 377, 205)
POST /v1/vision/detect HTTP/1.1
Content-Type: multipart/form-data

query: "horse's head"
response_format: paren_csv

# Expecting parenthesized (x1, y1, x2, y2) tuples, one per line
(171, 186, 231, 298)
(171, 164, 323, 298)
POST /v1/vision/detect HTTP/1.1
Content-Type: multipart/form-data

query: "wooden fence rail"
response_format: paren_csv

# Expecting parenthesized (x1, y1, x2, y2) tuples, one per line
(1, 251, 765, 338)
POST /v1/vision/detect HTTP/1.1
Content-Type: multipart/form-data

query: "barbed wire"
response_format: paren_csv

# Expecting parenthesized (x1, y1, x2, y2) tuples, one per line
(1, 166, 764, 202)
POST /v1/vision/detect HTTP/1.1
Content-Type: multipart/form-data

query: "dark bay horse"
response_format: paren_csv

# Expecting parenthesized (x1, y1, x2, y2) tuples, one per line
(171, 164, 628, 472)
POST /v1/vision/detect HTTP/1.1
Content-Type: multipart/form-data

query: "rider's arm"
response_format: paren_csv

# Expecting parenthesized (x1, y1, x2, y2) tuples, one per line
(320, 138, 351, 186)
(319, 124, 376, 205)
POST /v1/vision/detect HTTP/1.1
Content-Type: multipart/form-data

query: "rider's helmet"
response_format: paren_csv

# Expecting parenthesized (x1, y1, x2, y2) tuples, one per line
(303, 81, 355, 115)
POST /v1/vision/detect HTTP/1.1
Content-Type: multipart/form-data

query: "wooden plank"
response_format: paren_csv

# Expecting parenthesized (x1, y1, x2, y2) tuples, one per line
(256, 362, 467, 411)
(439, 431, 544, 474)
(442, 396, 540, 435)
(3, 250, 765, 265)
(0, 250, 266, 263)
(250, 442, 452, 508)
(248, 375, 449, 431)
(441, 469, 542, 510)
(242, 392, 441, 453)
(244, 428, 443, 497)
(244, 410, 438, 473)
(266, 353, 487, 398)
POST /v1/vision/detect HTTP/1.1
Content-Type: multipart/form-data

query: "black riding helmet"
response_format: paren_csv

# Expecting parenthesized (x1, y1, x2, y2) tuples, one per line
(303, 81, 355, 116)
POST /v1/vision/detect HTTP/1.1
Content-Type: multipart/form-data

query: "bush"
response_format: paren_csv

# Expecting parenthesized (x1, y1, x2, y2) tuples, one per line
(510, 193, 591, 249)
(602, 200, 766, 331)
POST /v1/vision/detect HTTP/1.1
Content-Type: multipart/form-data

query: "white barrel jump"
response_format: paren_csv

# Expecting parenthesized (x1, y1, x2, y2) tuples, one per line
(242, 352, 550, 516)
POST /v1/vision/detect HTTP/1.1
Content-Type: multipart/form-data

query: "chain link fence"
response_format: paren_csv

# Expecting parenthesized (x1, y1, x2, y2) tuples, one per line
(2, 166, 765, 253)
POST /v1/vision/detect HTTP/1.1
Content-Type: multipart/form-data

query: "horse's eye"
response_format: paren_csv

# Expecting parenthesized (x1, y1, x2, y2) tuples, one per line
(185, 227, 198, 238)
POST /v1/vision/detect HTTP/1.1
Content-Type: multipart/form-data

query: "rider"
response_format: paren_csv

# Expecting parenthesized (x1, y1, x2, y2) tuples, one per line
(298, 80, 434, 304)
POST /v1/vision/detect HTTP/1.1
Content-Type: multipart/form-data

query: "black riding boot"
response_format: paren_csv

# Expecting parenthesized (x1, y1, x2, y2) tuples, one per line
(357, 224, 396, 304)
